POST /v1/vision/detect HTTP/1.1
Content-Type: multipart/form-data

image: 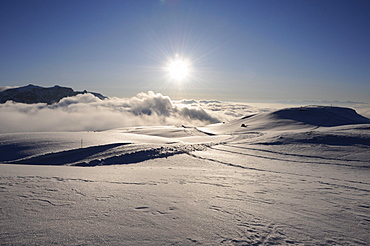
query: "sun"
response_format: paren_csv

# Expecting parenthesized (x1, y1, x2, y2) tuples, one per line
(167, 58, 190, 81)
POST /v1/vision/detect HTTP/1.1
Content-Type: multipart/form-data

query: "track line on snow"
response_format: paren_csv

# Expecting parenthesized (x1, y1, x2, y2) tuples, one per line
(210, 146, 365, 168)
(224, 144, 366, 163)
(209, 146, 370, 186)
(187, 153, 370, 191)
(186, 152, 309, 177)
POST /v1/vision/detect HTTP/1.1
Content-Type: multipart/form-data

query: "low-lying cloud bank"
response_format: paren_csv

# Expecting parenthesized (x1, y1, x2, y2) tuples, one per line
(0, 86, 18, 92)
(0, 92, 227, 133)
(1, 91, 369, 133)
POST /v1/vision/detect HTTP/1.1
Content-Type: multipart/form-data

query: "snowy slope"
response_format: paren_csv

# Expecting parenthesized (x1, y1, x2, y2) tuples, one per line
(0, 126, 230, 167)
(0, 106, 369, 245)
(201, 105, 370, 134)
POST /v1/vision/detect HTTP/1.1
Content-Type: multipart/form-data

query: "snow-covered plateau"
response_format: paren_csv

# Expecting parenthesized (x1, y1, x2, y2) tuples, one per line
(1, 106, 370, 245)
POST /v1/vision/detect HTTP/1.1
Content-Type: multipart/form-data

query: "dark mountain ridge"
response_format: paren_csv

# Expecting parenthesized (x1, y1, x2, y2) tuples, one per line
(0, 84, 106, 104)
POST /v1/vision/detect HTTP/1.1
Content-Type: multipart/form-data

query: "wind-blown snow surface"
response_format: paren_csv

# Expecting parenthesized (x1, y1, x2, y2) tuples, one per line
(1, 106, 370, 245)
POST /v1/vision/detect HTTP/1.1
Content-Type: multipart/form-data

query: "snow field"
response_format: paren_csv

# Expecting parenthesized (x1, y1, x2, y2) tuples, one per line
(1, 106, 369, 245)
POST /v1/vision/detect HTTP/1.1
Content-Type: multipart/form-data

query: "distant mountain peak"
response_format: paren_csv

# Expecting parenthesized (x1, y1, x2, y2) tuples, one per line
(0, 84, 107, 104)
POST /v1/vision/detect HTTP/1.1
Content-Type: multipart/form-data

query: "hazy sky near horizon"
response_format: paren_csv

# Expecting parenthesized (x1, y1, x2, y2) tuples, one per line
(1, 0, 369, 102)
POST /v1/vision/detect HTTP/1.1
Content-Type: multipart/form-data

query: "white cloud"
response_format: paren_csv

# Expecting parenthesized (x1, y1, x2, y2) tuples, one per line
(353, 103, 370, 119)
(0, 92, 225, 133)
(0, 86, 19, 92)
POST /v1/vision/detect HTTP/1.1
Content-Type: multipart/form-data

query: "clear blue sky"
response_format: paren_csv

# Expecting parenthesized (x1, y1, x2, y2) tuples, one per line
(1, 0, 369, 102)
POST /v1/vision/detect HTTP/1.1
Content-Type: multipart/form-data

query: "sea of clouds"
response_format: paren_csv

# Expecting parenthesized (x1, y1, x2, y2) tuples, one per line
(0, 91, 268, 133)
(1, 91, 369, 133)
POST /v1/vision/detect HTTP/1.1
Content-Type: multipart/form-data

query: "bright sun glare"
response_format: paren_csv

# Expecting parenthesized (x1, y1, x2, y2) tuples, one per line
(167, 58, 190, 81)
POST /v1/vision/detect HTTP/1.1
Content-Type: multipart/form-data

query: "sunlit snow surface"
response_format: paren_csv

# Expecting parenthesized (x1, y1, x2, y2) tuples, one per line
(1, 106, 370, 245)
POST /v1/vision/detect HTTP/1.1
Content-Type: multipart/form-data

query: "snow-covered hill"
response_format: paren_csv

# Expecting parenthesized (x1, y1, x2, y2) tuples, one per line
(201, 105, 370, 134)
(0, 106, 369, 245)
(0, 84, 106, 104)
